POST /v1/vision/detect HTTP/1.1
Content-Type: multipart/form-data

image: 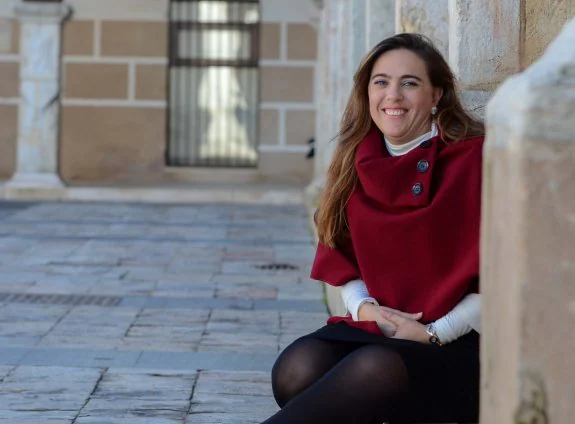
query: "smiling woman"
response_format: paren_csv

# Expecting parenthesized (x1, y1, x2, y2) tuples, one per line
(316, 33, 483, 248)
(368, 49, 443, 146)
(260, 33, 485, 424)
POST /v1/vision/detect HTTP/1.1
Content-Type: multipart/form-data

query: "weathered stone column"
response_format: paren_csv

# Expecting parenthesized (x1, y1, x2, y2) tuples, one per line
(448, 0, 522, 115)
(396, 0, 449, 58)
(481, 17, 575, 424)
(305, 0, 353, 209)
(306, 0, 394, 208)
(305, 0, 394, 315)
(6, 1, 71, 189)
(304, 0, 329, 207)
(367, 0, 395, 46)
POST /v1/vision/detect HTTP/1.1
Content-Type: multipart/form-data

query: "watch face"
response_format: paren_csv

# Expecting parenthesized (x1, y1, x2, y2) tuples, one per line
(429, 335, 442, 346)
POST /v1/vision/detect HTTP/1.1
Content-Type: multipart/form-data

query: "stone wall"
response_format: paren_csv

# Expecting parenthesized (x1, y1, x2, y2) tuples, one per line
(396, 0, 448, 57)
(59, 17, 168, 183)
(258, 1, 318, 183)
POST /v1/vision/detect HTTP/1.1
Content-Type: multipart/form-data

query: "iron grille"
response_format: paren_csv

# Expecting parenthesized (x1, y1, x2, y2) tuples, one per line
(168, 0, 261, 168)
(253, 263, 300, 271)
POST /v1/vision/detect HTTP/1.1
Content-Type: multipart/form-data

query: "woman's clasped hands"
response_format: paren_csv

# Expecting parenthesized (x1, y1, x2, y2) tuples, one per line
(357, 303, 430, 344)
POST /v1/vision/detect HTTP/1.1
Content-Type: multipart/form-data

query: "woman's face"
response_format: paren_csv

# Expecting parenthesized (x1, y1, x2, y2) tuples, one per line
(368, 48, 443, 145)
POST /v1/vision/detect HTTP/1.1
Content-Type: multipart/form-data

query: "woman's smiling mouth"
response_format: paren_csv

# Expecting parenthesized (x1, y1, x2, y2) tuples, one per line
(383, 108, 407, 116)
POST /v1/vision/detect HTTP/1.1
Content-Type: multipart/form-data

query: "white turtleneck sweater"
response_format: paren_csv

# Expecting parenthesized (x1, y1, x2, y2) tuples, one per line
(341, 123, 481, 344)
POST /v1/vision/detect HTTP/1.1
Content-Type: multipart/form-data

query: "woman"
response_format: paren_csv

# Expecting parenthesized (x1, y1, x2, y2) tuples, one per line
(262, 33, 484, 424)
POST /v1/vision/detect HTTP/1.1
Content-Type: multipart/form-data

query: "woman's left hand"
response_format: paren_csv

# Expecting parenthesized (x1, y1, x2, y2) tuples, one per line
(380, 308, 430, 344)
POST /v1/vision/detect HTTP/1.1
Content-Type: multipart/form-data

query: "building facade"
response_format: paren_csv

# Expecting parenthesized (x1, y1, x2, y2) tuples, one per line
(0, 0, 319, 185)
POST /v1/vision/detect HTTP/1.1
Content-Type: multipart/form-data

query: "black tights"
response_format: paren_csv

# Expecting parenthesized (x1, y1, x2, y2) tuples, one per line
(262, 338, 410, 424)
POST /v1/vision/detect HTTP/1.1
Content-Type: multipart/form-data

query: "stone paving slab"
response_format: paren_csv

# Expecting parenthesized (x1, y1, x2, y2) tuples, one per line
(0, 336, 41, 347)
(0, 366, 14, 380)
(19, 348, 142, 368)
(76, 418, 180, 424)
(198, 332, 279, 354)
(0, 201, 327, 422)
(0, 348, 29, 364)
(189, 393, 278, 420)
(78, 398, 189, 421)
(119, 296, 325, 312)
(0, 366, 102, 419)
(134, 351, 277, 372)
(0, 232, 313, 247)
(0, 348, 279, 372)
(0, 411, 77, 420)
(188, 370, 278, 423)
(93, 368, 197, 400)
(0, 420, 72, 424)
(194, 370, 272, 397)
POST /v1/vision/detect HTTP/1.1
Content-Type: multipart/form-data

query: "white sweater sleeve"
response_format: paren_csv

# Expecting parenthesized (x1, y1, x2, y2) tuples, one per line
(433, 293, 481, 344)
(340, 280, 482, 345)
(340, 279, 378, 321)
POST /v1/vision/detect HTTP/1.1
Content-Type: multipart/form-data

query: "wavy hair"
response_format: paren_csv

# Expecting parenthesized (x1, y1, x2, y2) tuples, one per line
(316, 33, 485, 248)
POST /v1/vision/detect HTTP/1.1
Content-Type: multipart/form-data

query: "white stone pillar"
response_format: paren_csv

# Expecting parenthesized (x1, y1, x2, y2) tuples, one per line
(305, 0, 395, 208)
(395, 0, 449, 58)
(6, 1, 71, 189)
(304, 1, 329, 206)
(481, 17, 575, 424)
(305, 0, 350, 208)
(365, 0, 395, 50)
(305, 0, 395, 316)
(448, 0, 521, 115)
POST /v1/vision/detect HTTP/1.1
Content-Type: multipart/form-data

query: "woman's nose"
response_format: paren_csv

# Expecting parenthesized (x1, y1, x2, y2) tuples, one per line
(385, 84, 402, 100)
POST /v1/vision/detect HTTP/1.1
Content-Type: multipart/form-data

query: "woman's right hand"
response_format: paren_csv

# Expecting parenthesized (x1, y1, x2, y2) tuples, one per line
(357, 303, 423, 337)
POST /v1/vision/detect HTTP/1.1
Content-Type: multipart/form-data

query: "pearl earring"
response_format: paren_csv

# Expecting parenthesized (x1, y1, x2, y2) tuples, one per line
(431, 106, 438, 116)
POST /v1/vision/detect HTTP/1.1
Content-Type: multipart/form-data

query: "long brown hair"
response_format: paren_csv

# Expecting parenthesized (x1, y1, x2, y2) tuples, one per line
(316, 33, 485, 248)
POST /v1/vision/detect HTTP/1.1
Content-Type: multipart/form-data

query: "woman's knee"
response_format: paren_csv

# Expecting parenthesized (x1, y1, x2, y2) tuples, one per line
(271, 338, 346, 407)
(343, 345, 409, 390)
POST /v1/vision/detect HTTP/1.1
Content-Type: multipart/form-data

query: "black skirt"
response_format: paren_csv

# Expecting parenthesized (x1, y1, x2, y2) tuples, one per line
(302, 322, 479, 423)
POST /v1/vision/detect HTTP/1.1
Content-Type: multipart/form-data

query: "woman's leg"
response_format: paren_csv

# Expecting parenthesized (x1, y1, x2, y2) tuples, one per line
(271, 337, 357, 407)
(264, 344, 410, 424)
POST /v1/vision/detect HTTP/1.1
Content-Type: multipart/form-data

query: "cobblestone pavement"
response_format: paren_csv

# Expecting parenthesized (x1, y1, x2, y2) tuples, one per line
(0, 201, 328, 423)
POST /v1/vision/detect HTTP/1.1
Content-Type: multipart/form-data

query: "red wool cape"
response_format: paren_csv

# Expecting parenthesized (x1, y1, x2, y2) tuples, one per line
(311, 127, 484, 335)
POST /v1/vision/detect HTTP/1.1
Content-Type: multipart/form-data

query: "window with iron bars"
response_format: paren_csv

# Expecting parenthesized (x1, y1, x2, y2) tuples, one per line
(167, 0, 260, 168)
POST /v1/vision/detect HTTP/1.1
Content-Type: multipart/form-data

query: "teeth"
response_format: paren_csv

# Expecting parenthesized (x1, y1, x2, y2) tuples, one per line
(385, 109, 405, 116)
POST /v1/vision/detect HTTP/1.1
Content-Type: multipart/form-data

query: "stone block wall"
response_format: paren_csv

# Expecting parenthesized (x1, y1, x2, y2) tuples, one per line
(59, 17, 168, 183)
(258, 14, 318, 181)
(0, 16, 19, 179)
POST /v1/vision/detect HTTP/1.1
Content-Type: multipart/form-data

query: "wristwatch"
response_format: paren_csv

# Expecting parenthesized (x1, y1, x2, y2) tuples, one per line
(425, 323, 443, 346)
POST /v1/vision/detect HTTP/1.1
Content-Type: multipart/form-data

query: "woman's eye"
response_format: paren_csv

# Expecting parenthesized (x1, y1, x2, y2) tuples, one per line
(374, 80, 388, 86)
(403, 81, 418, 87)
